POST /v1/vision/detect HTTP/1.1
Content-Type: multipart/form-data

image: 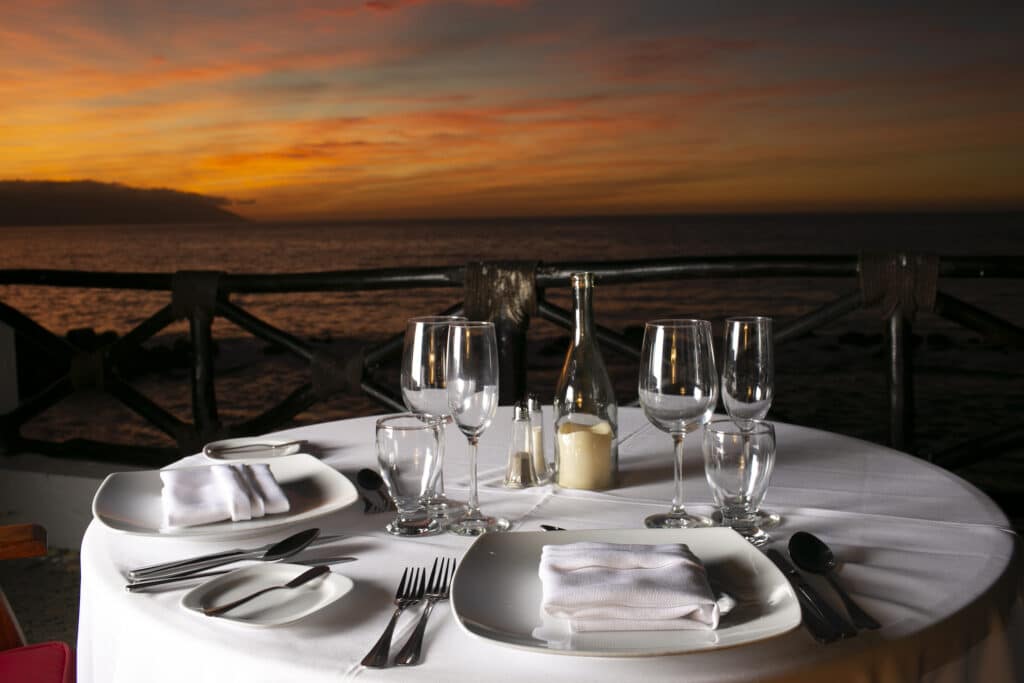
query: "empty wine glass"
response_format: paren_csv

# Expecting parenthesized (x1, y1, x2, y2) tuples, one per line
(638, 319, 718, 528)
(446, 320, 510, 536)
(375, 414, 443, 537)
(721, 316, 780, 529)
(401, 315, 468, 519)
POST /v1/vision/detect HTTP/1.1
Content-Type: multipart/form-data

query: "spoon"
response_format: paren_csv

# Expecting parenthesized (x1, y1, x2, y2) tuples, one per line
(132, 528, 322, 582)
(357, 468, 394, 511)
(788, 531, 881, 630)
(201, 564, 331, 616)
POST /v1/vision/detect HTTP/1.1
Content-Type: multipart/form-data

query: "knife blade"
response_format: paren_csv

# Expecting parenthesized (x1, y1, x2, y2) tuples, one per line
(766, 549, 857, 643)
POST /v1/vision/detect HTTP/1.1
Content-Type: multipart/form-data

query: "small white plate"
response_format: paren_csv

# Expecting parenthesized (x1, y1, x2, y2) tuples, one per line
(450, 527, 801, 657)
(181, 562, 353, 627)
(92, 453, 359, 538)
(202, 437, 303, 460)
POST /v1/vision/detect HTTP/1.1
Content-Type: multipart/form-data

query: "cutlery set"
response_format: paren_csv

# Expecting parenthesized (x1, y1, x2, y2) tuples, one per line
(769, 532, 880, 643)
(123, 527, 351, 593)
(362, 557, 456, 668)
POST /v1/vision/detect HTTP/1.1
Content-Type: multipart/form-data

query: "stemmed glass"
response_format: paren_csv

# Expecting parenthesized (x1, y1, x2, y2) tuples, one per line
(401, 315, 468, 519)
(445, 320, 510, 536)
(639, 319, 718, 528)
(721, 316, 780, 528)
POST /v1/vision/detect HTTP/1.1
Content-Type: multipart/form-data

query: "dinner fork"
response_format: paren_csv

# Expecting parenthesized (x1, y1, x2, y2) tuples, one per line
(394, 557, 455, 666)
(361, 567, 425, 668)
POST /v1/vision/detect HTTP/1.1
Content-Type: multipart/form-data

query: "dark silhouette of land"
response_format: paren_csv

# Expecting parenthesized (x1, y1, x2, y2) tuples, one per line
(0, 180, 244, 225)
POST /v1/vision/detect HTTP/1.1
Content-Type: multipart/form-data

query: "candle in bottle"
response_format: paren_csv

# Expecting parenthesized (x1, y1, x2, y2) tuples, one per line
(555, 417, 615, 490)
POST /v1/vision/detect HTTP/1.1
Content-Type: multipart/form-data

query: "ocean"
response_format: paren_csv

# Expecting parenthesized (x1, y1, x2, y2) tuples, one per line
(1, 213, 1021, 459)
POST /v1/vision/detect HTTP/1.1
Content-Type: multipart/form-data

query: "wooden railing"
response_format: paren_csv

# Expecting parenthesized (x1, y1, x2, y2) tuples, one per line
(1, 254, 1022, 470)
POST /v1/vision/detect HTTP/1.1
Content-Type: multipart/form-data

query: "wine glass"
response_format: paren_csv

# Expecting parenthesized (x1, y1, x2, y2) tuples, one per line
(721, 316, 780, 529)
(445, 320, 510, 536)
(375, 414, 443, 537)
(401, 315, 468, 519)
(638, 319, 717, 528)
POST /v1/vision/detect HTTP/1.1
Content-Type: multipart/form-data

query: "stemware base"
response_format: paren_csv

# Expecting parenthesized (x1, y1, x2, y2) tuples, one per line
(385, 515, 443, 537)
(449, 513, 511, 537)
(423, 495, 468, 520)
(644, 511, 712, 529)
(712, 508, 781, 530)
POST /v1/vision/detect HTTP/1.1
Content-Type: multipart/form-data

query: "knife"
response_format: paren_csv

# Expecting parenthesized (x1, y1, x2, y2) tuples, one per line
(125, 556, 356, 592)
(766, 549, 857, 643)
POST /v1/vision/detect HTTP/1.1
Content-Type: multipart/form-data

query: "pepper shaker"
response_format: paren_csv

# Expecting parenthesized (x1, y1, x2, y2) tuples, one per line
(503, 403, 539, 488)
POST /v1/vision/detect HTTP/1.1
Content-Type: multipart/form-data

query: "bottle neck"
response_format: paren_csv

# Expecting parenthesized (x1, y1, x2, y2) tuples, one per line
(572, 281, 595, 345)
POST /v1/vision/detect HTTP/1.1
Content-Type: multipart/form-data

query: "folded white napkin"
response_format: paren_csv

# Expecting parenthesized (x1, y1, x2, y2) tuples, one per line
(539, 541, 728, 632)
(160, 463, 290, 530)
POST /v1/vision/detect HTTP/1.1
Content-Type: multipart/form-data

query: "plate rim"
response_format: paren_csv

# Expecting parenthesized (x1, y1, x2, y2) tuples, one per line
(179, 561, 354, 627)
(450, 526, 801, 657)
(91, 452, 358, 539)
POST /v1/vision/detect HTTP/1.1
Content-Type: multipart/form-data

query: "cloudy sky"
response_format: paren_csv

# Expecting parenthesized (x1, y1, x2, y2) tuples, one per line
(2, 1, 1022, 220)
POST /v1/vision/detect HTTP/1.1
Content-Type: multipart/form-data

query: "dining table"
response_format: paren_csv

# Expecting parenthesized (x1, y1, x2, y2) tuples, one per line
(76, 407, 1023, 682)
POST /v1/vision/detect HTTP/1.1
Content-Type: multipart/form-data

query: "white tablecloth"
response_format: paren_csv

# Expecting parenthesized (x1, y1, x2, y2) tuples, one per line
(77, 408, 1023, 682)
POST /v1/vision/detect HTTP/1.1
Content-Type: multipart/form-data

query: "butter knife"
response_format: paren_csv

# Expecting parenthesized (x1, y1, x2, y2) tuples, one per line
(766, 549, 857, 643)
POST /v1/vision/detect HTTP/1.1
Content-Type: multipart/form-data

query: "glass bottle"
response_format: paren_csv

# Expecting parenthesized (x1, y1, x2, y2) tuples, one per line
(553, 272, 618, 490)
(526, 394, 550, 484)
(503, 402, 538, 488)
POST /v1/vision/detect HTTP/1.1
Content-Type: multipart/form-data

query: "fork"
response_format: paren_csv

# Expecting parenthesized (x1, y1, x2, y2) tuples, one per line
(394, 557, 455, 666)
(361, 567, 425, 668)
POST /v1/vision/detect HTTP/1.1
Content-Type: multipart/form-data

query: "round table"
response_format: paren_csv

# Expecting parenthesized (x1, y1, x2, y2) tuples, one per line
(77, 408, 1023, 682)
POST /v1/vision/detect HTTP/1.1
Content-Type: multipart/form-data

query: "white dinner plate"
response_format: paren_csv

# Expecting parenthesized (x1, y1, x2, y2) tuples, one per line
(181, 562, 354, 627)
(202, 437, 303, 461)
(450, 527, 801, 657)
(92, 453, 359, 538)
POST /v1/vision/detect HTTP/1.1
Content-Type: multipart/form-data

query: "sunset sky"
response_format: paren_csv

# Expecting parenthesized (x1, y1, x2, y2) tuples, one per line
(2, 1, 1022, 220)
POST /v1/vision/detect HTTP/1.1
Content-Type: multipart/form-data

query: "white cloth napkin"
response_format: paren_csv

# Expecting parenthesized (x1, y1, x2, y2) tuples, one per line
(539, 541, 728, 632)
(160, 463, 290, 530)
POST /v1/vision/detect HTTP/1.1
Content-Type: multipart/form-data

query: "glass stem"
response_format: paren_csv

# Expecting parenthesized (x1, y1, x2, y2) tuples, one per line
(467, 435, 480, 513)
(671, 432, 687, 514)
(434, 425, 447, 495)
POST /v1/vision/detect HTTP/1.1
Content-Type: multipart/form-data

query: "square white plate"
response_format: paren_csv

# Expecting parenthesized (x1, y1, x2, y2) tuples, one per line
(180, 562, 354, 627)
(92, 453, 359, 539)
(450, 527, 800, 657)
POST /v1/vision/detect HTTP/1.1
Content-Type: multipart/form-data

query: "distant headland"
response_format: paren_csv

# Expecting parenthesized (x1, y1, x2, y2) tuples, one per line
(0, 180, 244, 226)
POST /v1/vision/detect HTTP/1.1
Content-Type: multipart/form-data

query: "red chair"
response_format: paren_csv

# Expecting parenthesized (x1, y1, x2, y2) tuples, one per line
(0, 524, 75, 683)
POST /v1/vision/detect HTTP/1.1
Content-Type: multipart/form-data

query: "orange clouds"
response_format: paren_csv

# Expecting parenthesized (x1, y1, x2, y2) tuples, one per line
(1, 2, 1021, 219)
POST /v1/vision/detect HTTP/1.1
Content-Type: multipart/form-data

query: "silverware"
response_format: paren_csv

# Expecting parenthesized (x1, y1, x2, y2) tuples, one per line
(357, 468, 395, 512)
(125, 556, 357, 592)
(127, 528, 344, 580)
(203, 439, 303, 456)
(788, 532, 881, 630)
(540, 524, 565, 531)
(201, 564, 330, 616)
(361, 567, 425, 668)
(128, 528, 321, 582)
(395, 557, 455, 666)
(766, 549, 856, 643)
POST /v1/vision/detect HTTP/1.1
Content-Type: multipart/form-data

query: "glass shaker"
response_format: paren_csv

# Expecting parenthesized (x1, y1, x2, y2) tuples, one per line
(552, 272, 618, 490)
(503, 402, 539, 488)
(526, 394, 550, 484)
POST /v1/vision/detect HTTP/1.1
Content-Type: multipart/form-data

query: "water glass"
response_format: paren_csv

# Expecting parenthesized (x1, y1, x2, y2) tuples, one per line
(702, 418, 775, 546)
(375, 414, 443, 537)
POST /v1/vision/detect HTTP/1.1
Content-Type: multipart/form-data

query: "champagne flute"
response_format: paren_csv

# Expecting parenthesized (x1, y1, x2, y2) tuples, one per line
(639, 319, 717, 528)
(721, 316, 780, 529)
(401, 315, 468, 519)
(446, 321, 510, 536)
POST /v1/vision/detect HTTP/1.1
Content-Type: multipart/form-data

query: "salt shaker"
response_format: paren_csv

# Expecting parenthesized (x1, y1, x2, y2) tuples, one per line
(526, 394, 550, 483)
(503, 403, 539, 488)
